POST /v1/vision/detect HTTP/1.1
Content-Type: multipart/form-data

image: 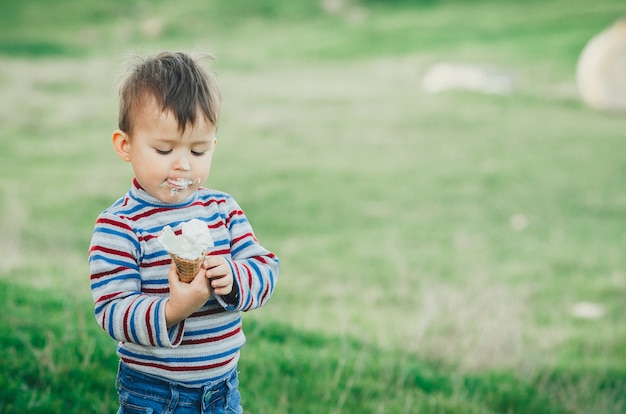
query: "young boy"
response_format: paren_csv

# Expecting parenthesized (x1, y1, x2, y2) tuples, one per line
(88, 51, 279, 413)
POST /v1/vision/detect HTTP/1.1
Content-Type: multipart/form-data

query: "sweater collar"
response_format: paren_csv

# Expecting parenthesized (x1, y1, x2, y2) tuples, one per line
(129, 178, 197, 207)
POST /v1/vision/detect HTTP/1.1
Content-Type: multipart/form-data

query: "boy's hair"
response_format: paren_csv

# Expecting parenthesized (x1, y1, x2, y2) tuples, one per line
(118, 51, 221, 134)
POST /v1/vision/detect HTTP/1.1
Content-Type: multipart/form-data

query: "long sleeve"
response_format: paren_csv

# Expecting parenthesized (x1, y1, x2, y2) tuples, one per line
(214, 197, 279, 312)
(89, 213, 184, 348)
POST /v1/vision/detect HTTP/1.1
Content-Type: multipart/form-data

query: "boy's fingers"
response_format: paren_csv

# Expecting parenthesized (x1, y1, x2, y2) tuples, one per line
(167, 263, 179, 284)
(210, 275, 226, 287)
(206, 262, 230, 278)
(190, 268, 207, 285)
(213, 283, 233, 296)
(203, 255, 226, 269)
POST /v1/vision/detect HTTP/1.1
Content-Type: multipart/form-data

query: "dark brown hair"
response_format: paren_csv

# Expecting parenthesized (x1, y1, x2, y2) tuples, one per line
(118, 51, 221, 134)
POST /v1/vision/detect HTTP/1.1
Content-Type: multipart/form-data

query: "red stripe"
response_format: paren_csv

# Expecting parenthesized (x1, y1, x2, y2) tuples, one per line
(121, 355, 235, 372)
(123, 296, 141, 342)
(141, 258, 171, 268)
(232, 232, 253, 245)
(95, 291, 124, 305)
(97, 217, 132, 231)
(146, 301, 155, 346)
(91, 266, 127, 281)
(100, 307, 108, 330)
(200, 197, 226, 208)
(92, 245, 135, 260)
(243, 265, 254, 310)
(227, 210, 244, 226)
(208, 221, 224, 230)
(126, 206, 170, 221)
(208, 248, 230, 256)
(259, 283, 270, 306)
(126, 197, 225, 223)
(142, 287, 169, 294)
(181, 326, 241, 346)
(245, 265, 253, 292)
(173, 321, 185, 344)
(234, 267, 244, 309)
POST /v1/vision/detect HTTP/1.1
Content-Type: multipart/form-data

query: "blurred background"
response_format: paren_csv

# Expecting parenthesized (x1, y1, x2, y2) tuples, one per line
(1, 0, 625, 412)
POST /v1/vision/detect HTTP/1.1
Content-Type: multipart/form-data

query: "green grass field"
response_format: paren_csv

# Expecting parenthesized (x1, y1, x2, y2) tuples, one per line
(1, 0, 626, 412)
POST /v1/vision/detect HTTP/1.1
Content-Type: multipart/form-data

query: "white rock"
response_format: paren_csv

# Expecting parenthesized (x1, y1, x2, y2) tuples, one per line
(577, 19, 626, 111)
(422, 62, 515, 95)
(571, 301, 605, 319)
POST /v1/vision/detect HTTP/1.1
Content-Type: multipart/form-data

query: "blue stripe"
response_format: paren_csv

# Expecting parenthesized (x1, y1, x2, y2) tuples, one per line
(143, 250, 167, 260)
(94, 227, 140, 251)
(231, 239, 254, 257)
(214, 239, 229, 248)
(119, 344, 239, 363)
(241, 268, 252, 311)
(228, 217, 248, 230)
(90, 254, 139, 271)
(142, 278, 168, 286)
(94, 303, 106, 317)
(119, 196, 157, 213)
(108, 302, 117, 337)
(129, 297, 141, 343)
(91, 273, 140, 290)
(185, 317, 240, 336)
(248, 260, 265, 306)
(154, 299, 163, 347)
(94, 291, 138, 315)
(229, 261, 251, 310)
(265, 258, 278, 294)
(126, 190, 198, 209)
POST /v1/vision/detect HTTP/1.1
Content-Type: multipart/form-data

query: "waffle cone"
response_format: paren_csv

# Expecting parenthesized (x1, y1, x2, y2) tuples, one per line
(170, 253, 205, 283)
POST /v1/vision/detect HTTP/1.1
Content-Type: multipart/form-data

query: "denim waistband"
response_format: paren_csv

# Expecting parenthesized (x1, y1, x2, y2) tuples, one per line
(117, 361, 237, 408)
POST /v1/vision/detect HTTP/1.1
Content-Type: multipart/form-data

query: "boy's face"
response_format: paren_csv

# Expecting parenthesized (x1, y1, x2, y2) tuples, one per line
(112, 97, 217, 203)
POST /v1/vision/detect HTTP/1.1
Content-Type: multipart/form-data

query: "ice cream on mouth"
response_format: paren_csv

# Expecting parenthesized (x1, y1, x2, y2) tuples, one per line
(161, 178, 202, 196)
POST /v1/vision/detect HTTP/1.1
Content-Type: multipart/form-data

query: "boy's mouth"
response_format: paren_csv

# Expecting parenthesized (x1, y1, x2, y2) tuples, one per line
(161, 178, 202, 196)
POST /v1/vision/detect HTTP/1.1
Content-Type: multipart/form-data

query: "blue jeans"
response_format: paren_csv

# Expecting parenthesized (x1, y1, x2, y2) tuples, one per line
(115, 362, 243, 414)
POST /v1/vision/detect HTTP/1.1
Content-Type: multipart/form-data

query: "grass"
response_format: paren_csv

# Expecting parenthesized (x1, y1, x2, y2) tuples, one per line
(1, 0, 626, 412)
(5, 281, 619, 413)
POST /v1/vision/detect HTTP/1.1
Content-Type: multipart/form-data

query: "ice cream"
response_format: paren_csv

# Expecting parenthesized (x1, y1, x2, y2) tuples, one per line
(158, 219, 214, 282)
(161, 178, 202, 197)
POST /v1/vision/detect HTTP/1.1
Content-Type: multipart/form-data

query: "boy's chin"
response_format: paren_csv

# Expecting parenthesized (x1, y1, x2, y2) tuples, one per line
(153, 187, 194, 203)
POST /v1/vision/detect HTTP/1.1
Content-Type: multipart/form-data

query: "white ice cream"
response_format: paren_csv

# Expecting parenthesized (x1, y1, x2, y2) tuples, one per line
(161, 178, 202, 196)
(158, 219, 214, 259)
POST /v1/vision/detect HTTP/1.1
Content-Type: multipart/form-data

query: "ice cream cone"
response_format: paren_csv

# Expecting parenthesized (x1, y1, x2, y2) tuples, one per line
(170, 253, 205, 283)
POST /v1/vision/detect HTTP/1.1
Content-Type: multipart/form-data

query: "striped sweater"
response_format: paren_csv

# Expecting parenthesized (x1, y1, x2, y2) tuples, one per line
(88, 179, 279, 386)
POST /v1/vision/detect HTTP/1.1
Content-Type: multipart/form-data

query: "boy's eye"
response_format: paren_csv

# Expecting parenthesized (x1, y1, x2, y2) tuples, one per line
(155, 148, 172, 155)
(191, 150, 206, 156)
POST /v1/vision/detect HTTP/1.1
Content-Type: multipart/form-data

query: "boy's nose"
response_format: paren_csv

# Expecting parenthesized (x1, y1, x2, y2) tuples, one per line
(174, 158, 191, 171)
(173, 152, 191, 171)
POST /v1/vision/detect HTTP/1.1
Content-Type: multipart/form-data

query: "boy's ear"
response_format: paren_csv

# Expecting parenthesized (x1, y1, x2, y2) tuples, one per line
(112, 130, 132, 162)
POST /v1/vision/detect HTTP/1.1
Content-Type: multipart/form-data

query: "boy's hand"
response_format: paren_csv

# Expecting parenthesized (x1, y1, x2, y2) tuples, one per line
(165, 263, 211, 328)
(203, 255, 234, 296)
